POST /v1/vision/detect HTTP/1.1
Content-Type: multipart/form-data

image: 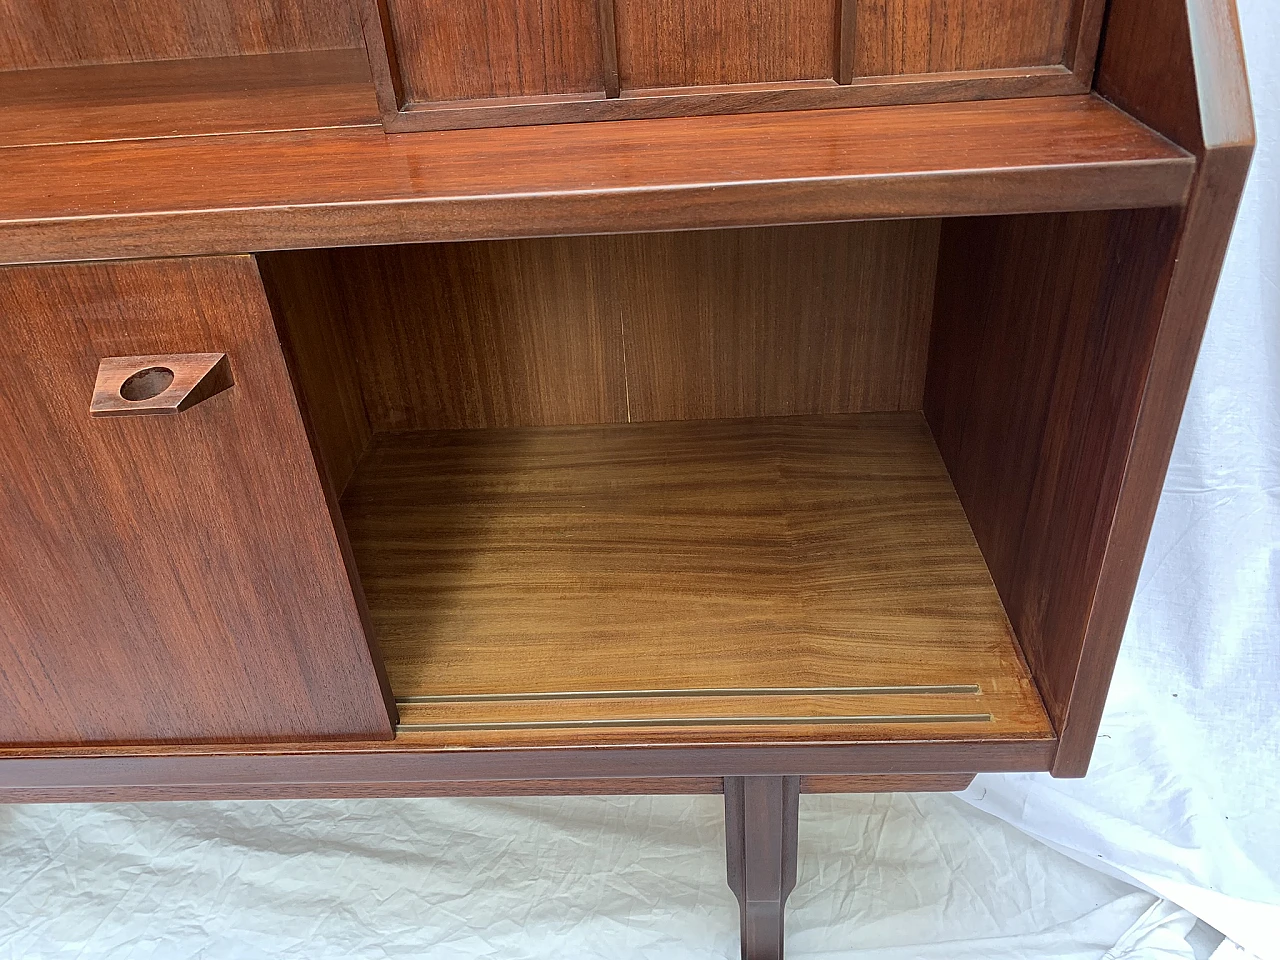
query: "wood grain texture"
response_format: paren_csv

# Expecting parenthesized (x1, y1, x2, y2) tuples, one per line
(0, 736, 1057, 803)
(0, 257, 393, 746)
(386, 0, 603, 103)
(837, 0, 857, 84)
(340, 414, 1052, 752)
(926, 208, 1183, 766)
(725, 776, 800, 960)
(362, 0, 1089, 128)
(616, 222, 939, 421)
(1042, 0, 1255, 776)
(928, 0, 1253, 779)
(615, 0, 837, 88)
(802, 774, 974, 793)
(358, 0, 408, 116)
(383, 66, 1081, 130)
(0, 777, 726, 804)
(258, 250, 373, 496)
(0, 50, 378, 150)
(89, 353, 233, 417)
(852, 0, 1072, 76)
(307, 240, 627, 431)
(275, 224, 939, 433)
(0, 0, 360, 71)
(598, 0, 620, 97)
(1065, 0, 1107, 84)
(0, 773, 976, 803)
(0, 95, 1193, 265)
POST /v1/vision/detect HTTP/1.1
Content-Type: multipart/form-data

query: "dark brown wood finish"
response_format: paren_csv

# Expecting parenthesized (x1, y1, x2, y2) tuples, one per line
(0, 49, 379, 149)
(278, 241, 629, 433)
(359, 0, 1103, 128)
(1066, 0, 1108, 86)
(1047, 0, 1254, 775)
(852, 0, 1074, 76)
(264, 223, 938, 444)
(0, 737, 1058, 799)
(386, 0, 604, 103)
(257, 250, 374, 495)
(615, 222, 939, 422)
(803, 774, 975, 794)
(836, 0, 857, 84)
(0, 0, 360, 71)
(614, 0, 837, 88)
(0, 95, 1192, 266)
(926, 0, 1253, 777)
(89, 353, 234, 418)
(598, 0, 621, 97)
(2, 777, 725, 804)
(0, 256, 394, 746)
(927, 209, 1181, 761)
(725, 776, 801, 960)
(0, 774, 975, 804)
(379, 66, 1082, 131)
(0, 16, 1255, 960)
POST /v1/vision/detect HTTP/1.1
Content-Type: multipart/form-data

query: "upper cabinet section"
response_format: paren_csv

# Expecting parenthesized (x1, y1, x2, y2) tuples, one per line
(0, 0, 361, 70)
(0, 0, 1103, 133)
(363, 0, 1106, 129)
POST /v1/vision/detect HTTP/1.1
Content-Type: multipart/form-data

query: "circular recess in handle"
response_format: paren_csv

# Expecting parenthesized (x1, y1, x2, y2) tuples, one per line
(89, 353, 233, 417)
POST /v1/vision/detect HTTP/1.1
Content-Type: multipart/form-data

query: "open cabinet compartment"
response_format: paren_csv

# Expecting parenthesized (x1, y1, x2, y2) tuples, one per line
(260, 205, 1180, 769)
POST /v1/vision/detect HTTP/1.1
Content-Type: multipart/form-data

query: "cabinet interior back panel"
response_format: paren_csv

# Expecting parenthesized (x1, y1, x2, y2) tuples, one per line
(0, 0, 360, 71)
(853, 0, 1073, 76)
(615, 0, 839, 88)
(272, 221, 941, 436)
(389, 0, 604, 102)
(617, 221, 940, 421)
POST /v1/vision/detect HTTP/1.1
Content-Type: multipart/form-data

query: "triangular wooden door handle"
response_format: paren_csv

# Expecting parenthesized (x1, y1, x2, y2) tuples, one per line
(89, 353, 233, 417)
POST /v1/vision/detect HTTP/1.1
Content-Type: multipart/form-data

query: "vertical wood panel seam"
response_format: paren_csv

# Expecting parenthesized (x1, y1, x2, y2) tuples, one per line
(837, 0, 857, 83)
(598, 0, 621, 97)
(619, 304, 632, 422)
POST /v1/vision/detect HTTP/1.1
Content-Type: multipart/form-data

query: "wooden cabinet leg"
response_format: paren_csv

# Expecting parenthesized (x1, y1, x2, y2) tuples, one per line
(724, 776, 801, 960)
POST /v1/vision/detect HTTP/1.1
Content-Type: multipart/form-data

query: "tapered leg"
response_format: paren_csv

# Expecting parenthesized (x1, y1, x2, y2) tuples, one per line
(724, 776, 801, 960)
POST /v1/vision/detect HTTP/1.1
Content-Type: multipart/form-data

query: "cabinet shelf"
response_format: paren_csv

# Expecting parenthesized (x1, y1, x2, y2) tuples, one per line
(1, 92, 1191, 266)
(0, 49, 379, 150)
(340, 413, 1053, 751)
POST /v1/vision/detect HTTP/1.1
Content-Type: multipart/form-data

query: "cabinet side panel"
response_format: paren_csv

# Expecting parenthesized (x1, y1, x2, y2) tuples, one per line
(0, 0, 360, 71)
(615, 0, 838, 88)
(1051, 0, 1255, 776)
(0, 257, 394, 745)
(925, 210, 1180, 754)
(853, 0, 1073, 76)
(388, 0, 604, 102)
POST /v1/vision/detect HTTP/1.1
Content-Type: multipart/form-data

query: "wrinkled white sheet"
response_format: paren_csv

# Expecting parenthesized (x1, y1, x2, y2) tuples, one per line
(0, 793, 1210, 959)
(962, 1, 1280, 957)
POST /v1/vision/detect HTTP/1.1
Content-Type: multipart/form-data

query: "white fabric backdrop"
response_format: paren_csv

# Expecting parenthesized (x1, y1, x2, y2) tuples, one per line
(1, 3, 1277, 956)
(963, 0, 1280, 955)
(0, 793, 1223, 959)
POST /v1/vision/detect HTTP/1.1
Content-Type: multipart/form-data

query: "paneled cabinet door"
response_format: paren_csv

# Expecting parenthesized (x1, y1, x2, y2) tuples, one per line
(0, 256, 394, 746)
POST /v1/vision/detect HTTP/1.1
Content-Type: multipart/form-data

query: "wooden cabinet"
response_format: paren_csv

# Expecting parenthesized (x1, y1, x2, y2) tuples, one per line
(0, 0, 1252, 956)
(0, 257, 394, 745)
(361, 0, 1105, 128)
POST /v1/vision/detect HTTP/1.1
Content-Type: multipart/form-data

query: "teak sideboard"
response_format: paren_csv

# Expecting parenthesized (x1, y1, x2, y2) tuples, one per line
(0, 0, 1253, 955)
